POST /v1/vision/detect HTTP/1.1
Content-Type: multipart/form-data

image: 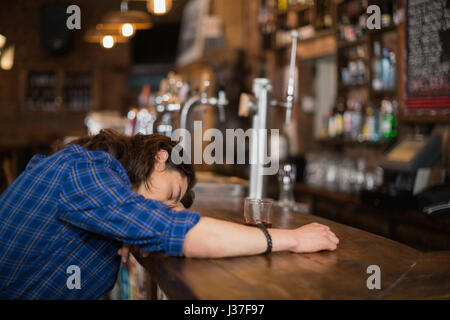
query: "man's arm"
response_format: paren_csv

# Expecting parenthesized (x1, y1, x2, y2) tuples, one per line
(182, 217, 339, 258)
(119, 206, 339, 261)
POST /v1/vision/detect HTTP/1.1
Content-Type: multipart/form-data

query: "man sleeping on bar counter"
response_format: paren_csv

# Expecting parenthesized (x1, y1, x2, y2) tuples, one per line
(0, 129, 339, 299)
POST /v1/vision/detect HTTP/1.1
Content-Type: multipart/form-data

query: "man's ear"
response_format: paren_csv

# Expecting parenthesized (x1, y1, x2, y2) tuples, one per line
(154, 149, 169, 171)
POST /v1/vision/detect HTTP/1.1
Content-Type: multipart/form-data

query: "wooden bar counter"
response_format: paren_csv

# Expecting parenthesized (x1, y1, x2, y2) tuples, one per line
(137, 197, 450, 299)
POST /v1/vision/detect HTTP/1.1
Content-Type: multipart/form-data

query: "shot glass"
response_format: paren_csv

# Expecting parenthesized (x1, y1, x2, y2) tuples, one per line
(244, 198, 274, 228)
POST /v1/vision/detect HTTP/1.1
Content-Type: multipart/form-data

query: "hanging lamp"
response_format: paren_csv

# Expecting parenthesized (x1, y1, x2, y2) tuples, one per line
(98, 0, 152, 38)
(84, 25, 128, 49)
(146, 0, 173, 15)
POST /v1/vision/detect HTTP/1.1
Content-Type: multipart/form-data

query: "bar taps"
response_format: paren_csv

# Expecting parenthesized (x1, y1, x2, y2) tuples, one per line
(271, 30, 300, 125)
(239, 30, 300, 199)
(153, 76, 183, 136)
(179, 80, 228, 151)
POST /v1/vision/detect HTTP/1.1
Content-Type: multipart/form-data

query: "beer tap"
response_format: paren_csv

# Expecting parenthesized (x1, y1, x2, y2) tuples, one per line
(153, 76, 182, 136)
(179, 80, 228, 151)
(239, 30, 300, 199)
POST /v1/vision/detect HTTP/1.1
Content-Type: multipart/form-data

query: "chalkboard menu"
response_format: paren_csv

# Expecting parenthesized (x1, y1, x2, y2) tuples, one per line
(406, 0, 450, 110)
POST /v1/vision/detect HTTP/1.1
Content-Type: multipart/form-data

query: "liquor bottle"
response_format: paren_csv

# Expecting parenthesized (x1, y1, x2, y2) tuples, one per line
(343, 100, 353, 140)
(372, 41, 382, 91)
(323, 0, 333, 29)
(388, 50, 396, 90)
(315, 0, 325, 30)
(335, 100, 345, 138)
(356, 59, 366, 84)
(373, 106, 380, 142)
(358, 1, 368, 38)
(278, 0, 288, 10)
(352, 100, 362, 141)
(381, 2, 393, 28)
(381, 48, 392, 90)
(260, 0, 276, 50)
(363, 106, 375, 141)
(381, 100, 397, 140)
(328, 110, 336, 138)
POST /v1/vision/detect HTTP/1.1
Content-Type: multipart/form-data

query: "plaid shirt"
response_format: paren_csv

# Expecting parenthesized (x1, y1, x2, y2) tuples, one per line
(0, 144, 201, 299)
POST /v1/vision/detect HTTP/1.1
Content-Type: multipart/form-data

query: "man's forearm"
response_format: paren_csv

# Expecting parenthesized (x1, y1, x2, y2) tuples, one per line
(182, 217, 296, 258)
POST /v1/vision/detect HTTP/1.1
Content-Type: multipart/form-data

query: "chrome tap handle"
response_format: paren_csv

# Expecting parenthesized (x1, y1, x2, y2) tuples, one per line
(201, 80, 210, 100)
(285, 30, 300, 124)
(217, 88, 227, 122)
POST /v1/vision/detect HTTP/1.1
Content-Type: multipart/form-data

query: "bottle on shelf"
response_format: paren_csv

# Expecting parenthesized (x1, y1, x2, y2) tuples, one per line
(343, 100, 353, 140)
(327, 108, 336, 139)
(372, 41, 382, 91)
(381, 99, 397, 140)
(381, 48, 392, 90)
(373, 105, 380, 142)
(356, 59, 367, 84)
(338, 0, 368, 41)
(260, 0, 276, 50)
(381, 1, 393, 28)
(277, 0, 288, 10)
(315, 0, 333, 30)
(388, 50, 396, 90)
(362, 105, 375, 141)
(335, 99, 345, 138)
(344, 98, 362, 141)
(352, 100, 362, 141)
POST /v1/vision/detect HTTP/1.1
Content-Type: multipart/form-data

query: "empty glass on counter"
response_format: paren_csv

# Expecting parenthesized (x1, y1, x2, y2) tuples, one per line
(244, 198, 273, 228)
(277, 164, 296, 207)
(275, 164, 310, 213)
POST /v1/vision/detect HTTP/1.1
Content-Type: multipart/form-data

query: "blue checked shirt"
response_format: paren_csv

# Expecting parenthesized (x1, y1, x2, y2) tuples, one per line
(0, 144, 201, 299)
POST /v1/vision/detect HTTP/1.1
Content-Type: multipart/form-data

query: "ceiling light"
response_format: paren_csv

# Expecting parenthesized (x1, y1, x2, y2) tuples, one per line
(0, 45, 14, 70)
(99, 10, 152, 33)
(121, 23, 134, 37)
(84, 25, 127, 46)
(102, 36, 115, 49)
(0, 34, 6, 49)
(147, 0, 172, 15)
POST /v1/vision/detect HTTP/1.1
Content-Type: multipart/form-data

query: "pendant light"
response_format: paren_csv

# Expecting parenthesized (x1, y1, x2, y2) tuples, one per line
(0, 34, 6, 49)
(98, 0, 152, 38)
(0, 45, 14, 70)
(146, 0, 173, 15)
(84, 25, 128, 49)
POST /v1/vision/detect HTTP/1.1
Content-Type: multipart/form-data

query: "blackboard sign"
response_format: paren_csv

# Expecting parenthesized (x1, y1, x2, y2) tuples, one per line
(406, 0, 450, 110)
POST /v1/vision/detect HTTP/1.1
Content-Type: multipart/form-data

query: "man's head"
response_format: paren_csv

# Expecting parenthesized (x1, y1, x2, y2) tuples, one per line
(68, 129, 196, 209)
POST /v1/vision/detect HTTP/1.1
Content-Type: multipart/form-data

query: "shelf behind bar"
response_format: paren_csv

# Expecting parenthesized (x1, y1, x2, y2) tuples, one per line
(338, 82, 370, 91)
(276, 3, 314, 15)
(367, 24, 398, 36)
(337, 37, 368, 48)
(316, 138, 395, 148)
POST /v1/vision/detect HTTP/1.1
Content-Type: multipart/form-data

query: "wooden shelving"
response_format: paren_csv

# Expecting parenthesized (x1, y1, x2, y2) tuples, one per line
(338, 82, 370, 91)
(276, 2, 314, 15)
(19, 66, 101, 113)
(337, 37, 368, 48)
(316, 137, 394, 148)
(367, 24, 397, 36)
(335, 0, 401, 133)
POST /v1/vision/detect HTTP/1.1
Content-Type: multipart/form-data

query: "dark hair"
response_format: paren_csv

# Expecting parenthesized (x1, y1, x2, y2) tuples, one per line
(63, 129, 196, 208)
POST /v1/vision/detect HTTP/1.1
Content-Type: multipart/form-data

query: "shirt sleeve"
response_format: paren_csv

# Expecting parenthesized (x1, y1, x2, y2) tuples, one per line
(58, 157, 201, 256)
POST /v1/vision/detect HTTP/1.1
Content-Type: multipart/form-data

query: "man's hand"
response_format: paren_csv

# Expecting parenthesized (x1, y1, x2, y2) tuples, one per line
(290, 222, 339, 253)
